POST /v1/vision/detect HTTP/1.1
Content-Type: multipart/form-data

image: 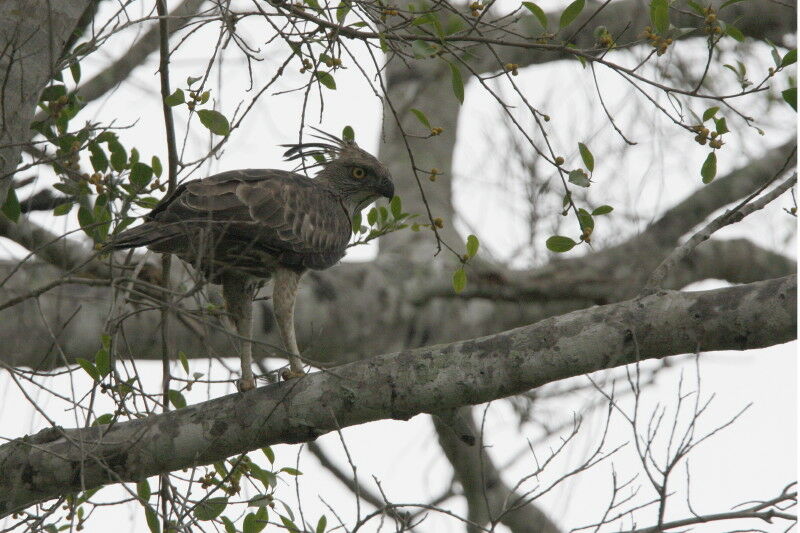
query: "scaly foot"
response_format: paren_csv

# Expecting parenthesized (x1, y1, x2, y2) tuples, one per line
(281, 368, 306, 381)
(237, 377, 256, 392)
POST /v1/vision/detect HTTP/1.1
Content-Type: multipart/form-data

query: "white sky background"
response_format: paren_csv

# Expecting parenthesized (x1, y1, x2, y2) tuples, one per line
(0, 0, 797, 532)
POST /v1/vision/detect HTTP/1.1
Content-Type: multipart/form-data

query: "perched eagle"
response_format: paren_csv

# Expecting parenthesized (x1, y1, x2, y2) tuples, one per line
(108, 132, 395, 390)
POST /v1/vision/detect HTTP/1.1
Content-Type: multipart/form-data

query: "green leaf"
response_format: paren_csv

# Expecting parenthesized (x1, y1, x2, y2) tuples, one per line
(109, 140, 127, 172)
(336, 0, 351, 23)
(649, 0, 669, 34)
(40, 85, 67, 102)
(342, 125, 355, 142)
(410, 108, 432, 130)
(92, 413, 113, 426)
(559, 0, 584, 28)
(95, 348, 110, 377)
(466, 234, 479, 258)
(568, 169, 591, 187)
(69, 62, 82, 84)
(137, 480, 152, 501)
(591, 205, 613, 215)
(165, 88, 185, 107)
(281, 467, 302, 476)
(221, 517, 237, 533)
(144, 505, 161, 533)
(577, 208, 594, 231)
(782, 87, 797, 110)
(522, 2, 548, 30)
(53, 202, 73, 216)
(314, 71, 337, 90)
(781, 49, 797, 68)
(280, 516, 300, 533)
(1, 188, 20, 223)
(316, 515, 328, 533)
(178, 351, 189, 373)
(262, 447, 275, 463)
(136, 197, 160, 209)
(248, 494, 272, 508)
(194, 497, 228, 521)
(151, 156, 163, 178)
(452, 268, 467, 293)
(76, 358, 100, 382)
(578, 142, 594, 172)
(130, 162, 154, 188)
(168, 389, 187, 409)
(88, 142, 108, 173)
(725, 24, 744, 42)
(448, 62, 465, 104)
(771, 46, 782, 68)
(197, 109, 230, 136)
(713, 116, 729, 134)
(411, 39, 437, 58)
(77, 204, 94, 238)
(367, 207, 378, 225)
(351, 212, 362, 233)
(702, 107, 719, 122)
(444, 16, 466, 35)
(701, 151, 717, 184)
(546, 235, 577, 252)
(243, 508, 269, 533)
(687, 0, 705, 15)
(412, 13, 435, 26)
(187, 75, 202, 86)
(251, 465, 278, 489)
(390, 196, 402, 218)
(130, 147, 140, 166)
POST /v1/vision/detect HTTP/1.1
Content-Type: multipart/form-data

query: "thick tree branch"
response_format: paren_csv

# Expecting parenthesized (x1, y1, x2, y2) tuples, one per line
(27, 0, 207, 131)
(0, 274, 794, 517)
(0, 1, 91, 199)
(492, 0, 796, 72)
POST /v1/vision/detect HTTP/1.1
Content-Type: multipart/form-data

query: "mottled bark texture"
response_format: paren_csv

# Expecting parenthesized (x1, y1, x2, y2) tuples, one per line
(0, 275, 794, 517)
(0, 1, 91, 200)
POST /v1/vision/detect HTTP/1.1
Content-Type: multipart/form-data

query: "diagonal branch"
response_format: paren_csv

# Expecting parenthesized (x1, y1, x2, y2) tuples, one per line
(644, 172, 797, 292)
(0, 274, 794, 517)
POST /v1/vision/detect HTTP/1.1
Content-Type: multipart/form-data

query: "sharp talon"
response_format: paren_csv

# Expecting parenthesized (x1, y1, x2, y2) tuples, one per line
(281, 369, 306, 381)
(237, 378, 256, 392)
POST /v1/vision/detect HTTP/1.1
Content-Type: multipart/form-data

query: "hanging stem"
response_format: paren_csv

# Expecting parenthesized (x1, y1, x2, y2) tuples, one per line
(155, 0, 179, 529)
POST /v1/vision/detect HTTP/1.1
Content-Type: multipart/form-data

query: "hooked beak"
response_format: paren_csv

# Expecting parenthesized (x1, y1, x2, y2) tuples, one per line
(377, 179, 395, 200)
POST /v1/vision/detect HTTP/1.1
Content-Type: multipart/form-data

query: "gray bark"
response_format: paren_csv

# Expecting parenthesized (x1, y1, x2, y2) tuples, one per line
(0, 0, 91, 199)
(0, 274, 794, 517)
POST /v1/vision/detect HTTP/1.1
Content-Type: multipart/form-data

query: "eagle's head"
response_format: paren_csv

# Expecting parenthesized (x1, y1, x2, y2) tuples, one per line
(282, 130, 395, 213)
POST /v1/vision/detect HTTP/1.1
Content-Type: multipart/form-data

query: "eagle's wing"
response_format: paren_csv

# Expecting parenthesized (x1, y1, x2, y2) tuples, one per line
(119, 169, 352, 272)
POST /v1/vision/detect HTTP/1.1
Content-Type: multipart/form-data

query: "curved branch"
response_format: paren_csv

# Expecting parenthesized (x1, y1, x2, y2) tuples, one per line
(0, 274, 794, 517)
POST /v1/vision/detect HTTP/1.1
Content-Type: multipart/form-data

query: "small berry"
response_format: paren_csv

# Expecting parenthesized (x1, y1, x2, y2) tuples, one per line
(555, 156, 565, 165)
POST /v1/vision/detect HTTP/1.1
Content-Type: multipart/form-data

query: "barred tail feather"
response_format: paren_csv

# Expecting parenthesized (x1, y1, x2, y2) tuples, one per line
(104, 222, 175, 251)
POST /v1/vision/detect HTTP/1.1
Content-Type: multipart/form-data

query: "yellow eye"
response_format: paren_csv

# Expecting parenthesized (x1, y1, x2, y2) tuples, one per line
(351, 167, 366, 179)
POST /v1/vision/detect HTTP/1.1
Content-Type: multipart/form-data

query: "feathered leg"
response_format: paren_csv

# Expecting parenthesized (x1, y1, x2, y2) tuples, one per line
(221, 273, 257, 391)
(273, 267, 305, 379)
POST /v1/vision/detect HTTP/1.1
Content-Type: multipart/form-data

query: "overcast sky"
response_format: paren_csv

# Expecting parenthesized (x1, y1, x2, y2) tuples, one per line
(1, 1, 796, 531)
